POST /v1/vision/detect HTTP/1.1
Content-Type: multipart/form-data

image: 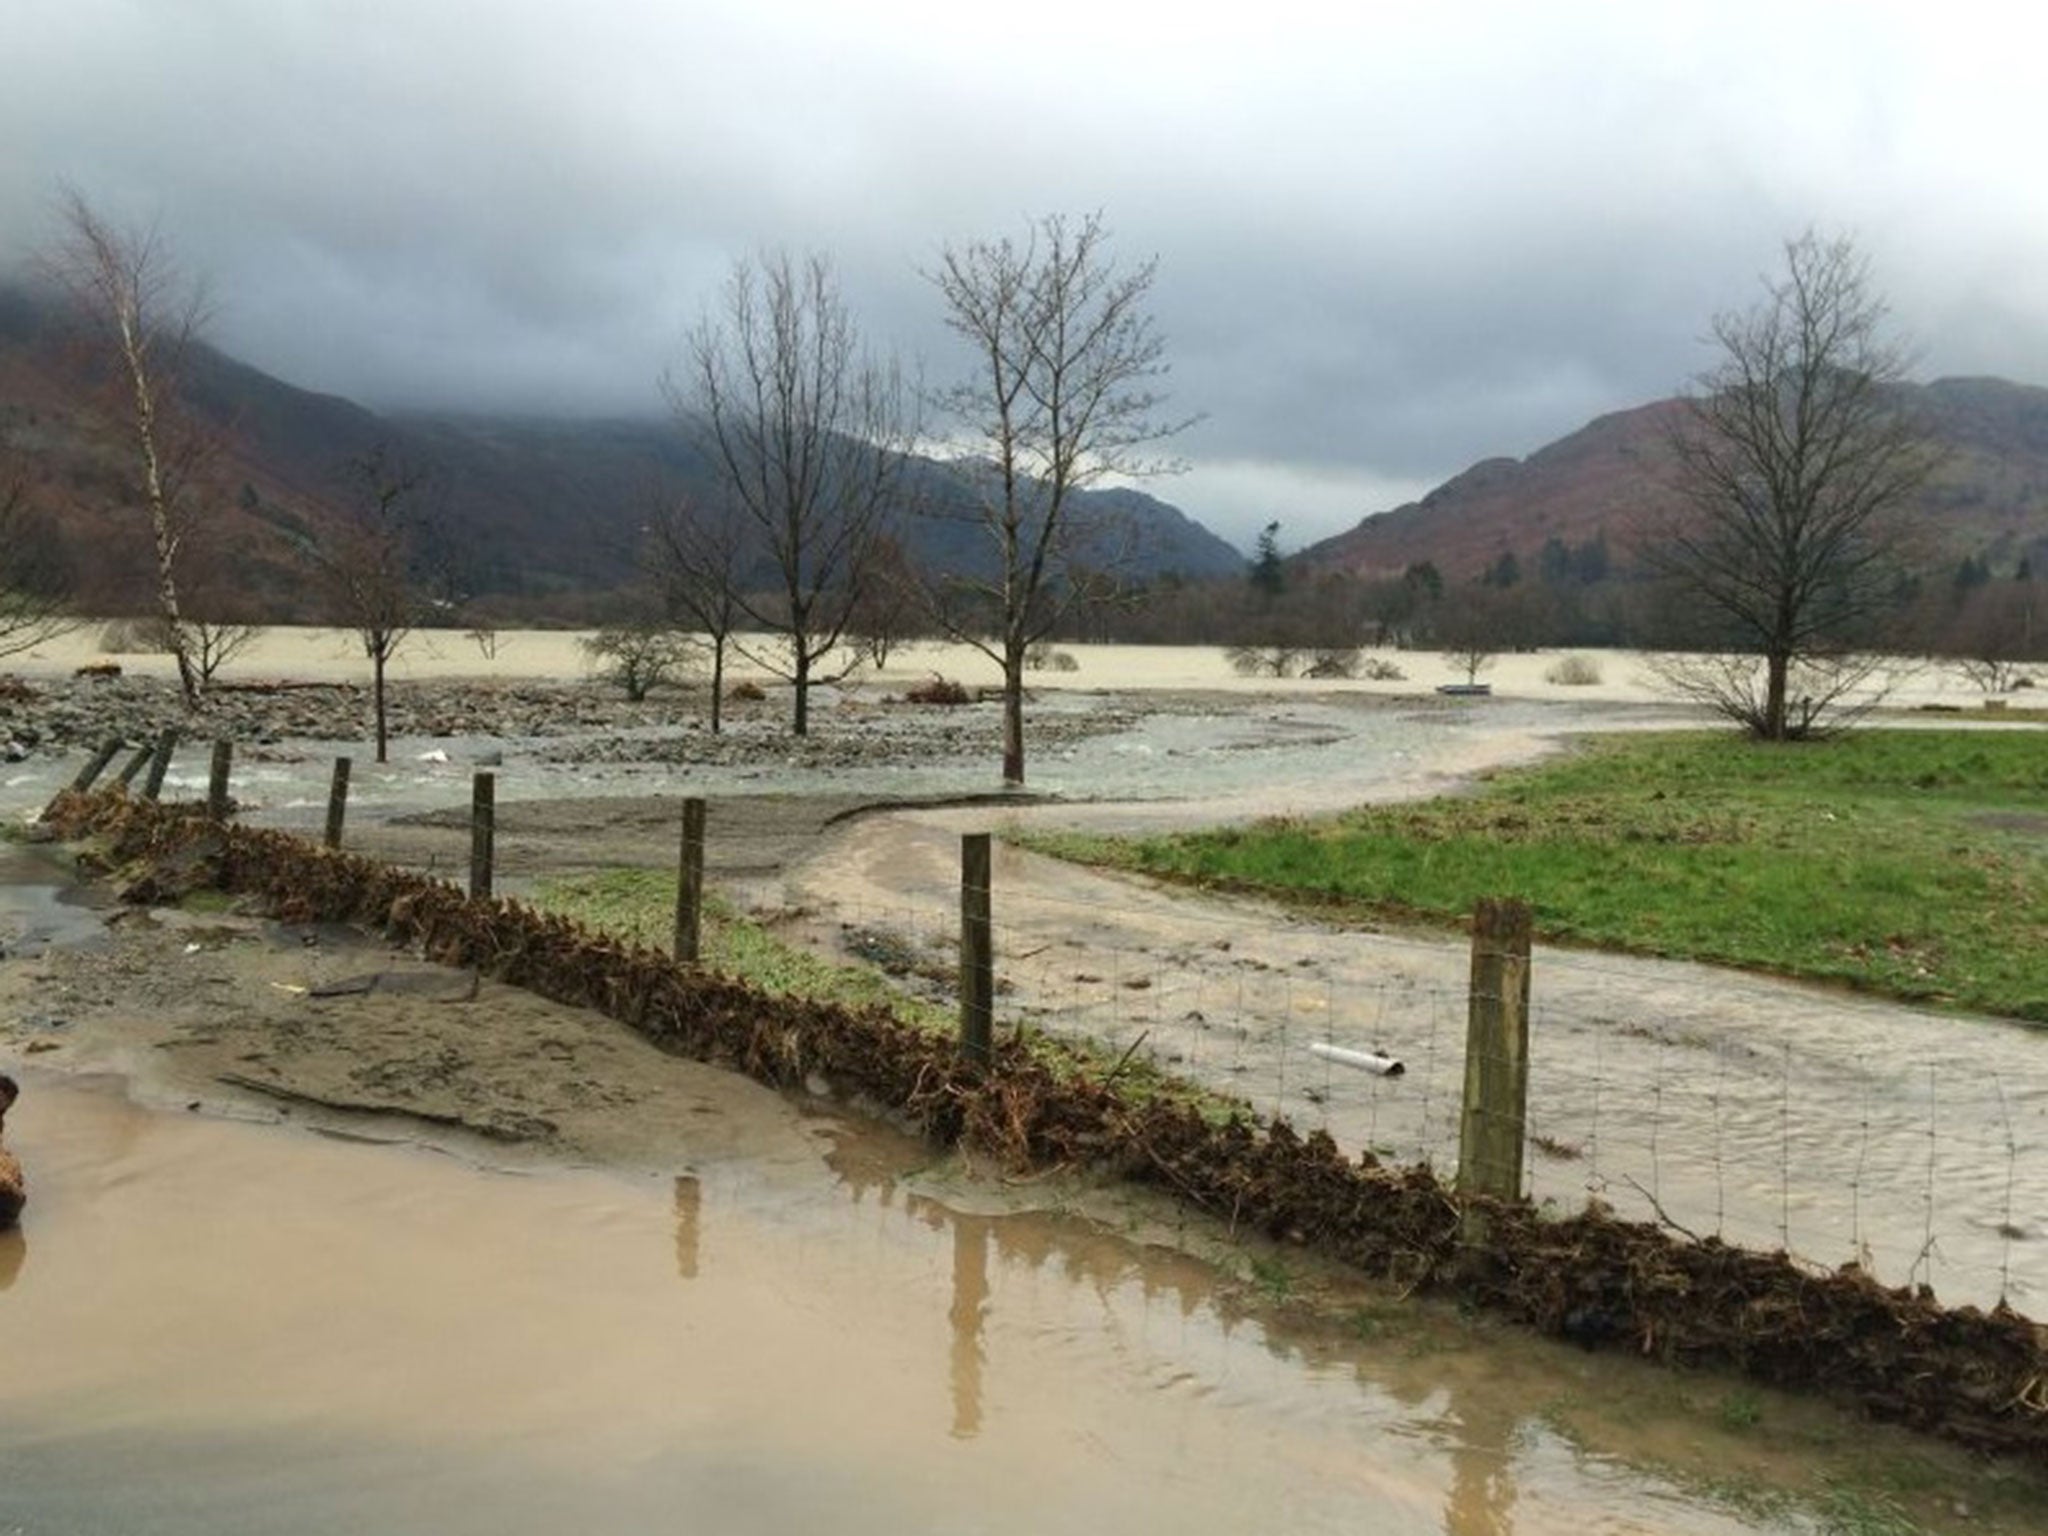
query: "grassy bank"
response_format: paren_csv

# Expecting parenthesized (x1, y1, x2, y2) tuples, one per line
(528, 868, 949, 1025)
(527, 867, 1230, 1115)
(1027, 729, 2048, 1021)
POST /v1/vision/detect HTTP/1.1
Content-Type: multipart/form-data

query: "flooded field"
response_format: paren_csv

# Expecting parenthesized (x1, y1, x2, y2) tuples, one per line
(793, 814, 2048, 1311)
(6, 634, 2047, 1527)
(2, 1077, 2030, 1535)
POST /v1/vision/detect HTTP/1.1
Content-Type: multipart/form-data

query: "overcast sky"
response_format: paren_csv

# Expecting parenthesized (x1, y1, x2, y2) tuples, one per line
(6, 0, 2044, 552)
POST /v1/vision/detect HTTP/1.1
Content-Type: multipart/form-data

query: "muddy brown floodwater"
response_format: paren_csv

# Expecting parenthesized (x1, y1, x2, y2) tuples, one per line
(5, 678, 2048, 1529)
(6, 1075, 2041, 1536)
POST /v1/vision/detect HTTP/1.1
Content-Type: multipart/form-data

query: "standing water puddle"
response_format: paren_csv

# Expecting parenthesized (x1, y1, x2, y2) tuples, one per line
(0, 1078, 1996, 1535)
(0, 843, 109, 974)
(0, 842, 108, 960)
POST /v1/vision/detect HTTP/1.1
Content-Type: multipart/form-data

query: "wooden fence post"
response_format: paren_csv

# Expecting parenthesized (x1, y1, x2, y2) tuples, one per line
(114, 742, 154, 789)
(324, 756, 352, 850)
(959, 833, 993, 1066)
(674, 797, 705, 963)
(1458, 896, 1532, 1241)
(469, 770, 495, 900)
(207, 740, 234, 821)
(142, 730, 178, 800)
(43, 738, 122, 820)
(70, 739, 122, 794)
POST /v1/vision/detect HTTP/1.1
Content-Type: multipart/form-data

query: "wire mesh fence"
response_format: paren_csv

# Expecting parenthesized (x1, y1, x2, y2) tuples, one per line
(803, 858, 2045, 1317)
(94, 737, 2038, 1319)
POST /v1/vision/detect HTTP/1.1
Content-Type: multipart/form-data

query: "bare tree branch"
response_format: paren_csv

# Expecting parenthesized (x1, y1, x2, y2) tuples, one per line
(0, 464, 77, 659)
(315, 443, 429, 763)
(1645, 231, 1940, 739)
(666, 251, 913, 736)
(925, 211, 1191, 783)
(42, 187, 218, 705)
(644, 490, 749, 732)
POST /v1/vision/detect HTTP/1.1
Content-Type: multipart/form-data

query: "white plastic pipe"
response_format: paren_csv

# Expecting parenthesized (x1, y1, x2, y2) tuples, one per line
(1308, 1042, 1405, 1077)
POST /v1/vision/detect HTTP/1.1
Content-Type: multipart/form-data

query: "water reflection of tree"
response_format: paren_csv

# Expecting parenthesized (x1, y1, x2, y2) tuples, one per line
(898, 1189, 1236, 1442)
(947, 1218, 990, 1439)
(813, 1120, 1526, 1476)
(673, 1175, 701, 1281)
(0, 1228, 25, 1291)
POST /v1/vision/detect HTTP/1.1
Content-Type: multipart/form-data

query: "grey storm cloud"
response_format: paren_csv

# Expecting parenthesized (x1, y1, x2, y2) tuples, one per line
(6, 0, 2046, 551)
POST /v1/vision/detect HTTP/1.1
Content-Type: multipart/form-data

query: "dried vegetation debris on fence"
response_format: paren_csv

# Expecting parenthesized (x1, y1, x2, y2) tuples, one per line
(32, 788, 2048, 1465)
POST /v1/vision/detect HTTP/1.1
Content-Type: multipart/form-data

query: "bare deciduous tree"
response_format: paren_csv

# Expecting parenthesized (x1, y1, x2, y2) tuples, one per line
(645, 492, 748, 733)
(176, 522, 266, 684)
(843, 532, 923, 670)
(927, 212, 1188, 783)
(0, 460, 76, 658)
(584, 617, 697, 702)
(1648, 232, 1938, 740)
(1942, 576, 2041, 693)
(317, 444, 427, 763)
(1437, 592, 1503, 688)
(669, 251, 911, 737)
(44, 188, 215, 705)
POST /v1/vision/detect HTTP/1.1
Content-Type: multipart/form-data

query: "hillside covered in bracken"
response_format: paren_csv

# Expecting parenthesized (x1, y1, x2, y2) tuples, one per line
(0, 286, 1243, 625)
(1301, 377, 2048, 584)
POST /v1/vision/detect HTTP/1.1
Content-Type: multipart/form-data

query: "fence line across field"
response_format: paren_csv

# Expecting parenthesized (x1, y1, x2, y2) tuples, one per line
(60, 744, 2043, 1314)
(807, 844, 2041, 1313)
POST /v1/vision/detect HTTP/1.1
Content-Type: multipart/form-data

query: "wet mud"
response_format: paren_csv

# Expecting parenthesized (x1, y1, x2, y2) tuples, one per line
(4, 1074, 2040, 1536)
(23, 792, 2048, 1472)
(8, 679, 2048, 1527)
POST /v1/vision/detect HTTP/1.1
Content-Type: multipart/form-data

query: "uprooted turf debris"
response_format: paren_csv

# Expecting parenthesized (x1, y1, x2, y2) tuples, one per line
(38, 789, 2048, 1466)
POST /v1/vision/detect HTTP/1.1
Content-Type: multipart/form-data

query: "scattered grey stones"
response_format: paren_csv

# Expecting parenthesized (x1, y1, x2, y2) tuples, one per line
(0, 675, 707, 759)
(540, 704, 1140, 772)
(0, 669, 1228, 781)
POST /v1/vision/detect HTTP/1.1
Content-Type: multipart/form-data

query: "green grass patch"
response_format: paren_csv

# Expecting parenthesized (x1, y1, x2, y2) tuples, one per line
(1026, 730, 2048, 1021)
(529, 867, 950, 1026)
(527, 866, 1248, 1121)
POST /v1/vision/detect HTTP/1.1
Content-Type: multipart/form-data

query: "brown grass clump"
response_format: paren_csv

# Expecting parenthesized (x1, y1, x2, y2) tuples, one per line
(904, 675, 970, 706)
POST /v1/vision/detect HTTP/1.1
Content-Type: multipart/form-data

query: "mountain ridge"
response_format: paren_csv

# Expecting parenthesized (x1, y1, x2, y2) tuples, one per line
(1302, 378, 2048, 581)
(0, 286, 1245, 620)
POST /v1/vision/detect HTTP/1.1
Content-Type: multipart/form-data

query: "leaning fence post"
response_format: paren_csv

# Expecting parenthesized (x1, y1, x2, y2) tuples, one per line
(959, 832, 994, 1066)
(469, 770, 495, 900)
(71, 739, 122, 795)
(1458, 896, 1532, 1242)
(324, 756, 352, 850)
(674, 796, 705, 963)
(114, 741, 154, 789)
(207, 740, 234, 821)
(42, 738, 123, 820)
(142, 730, 178, 800)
